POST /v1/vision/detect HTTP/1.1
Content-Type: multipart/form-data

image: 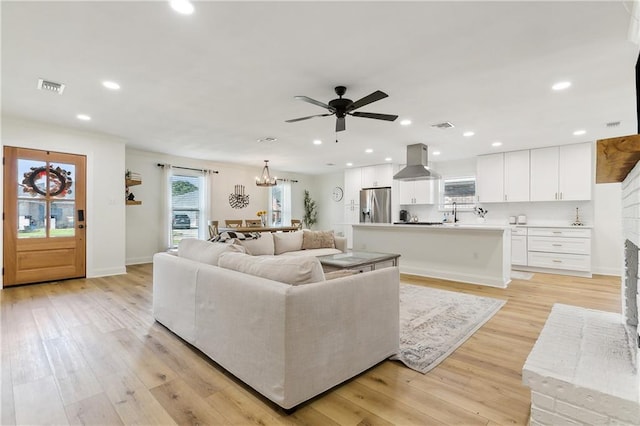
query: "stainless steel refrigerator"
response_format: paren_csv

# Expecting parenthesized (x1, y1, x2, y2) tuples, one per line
(359, 187, 391, 223)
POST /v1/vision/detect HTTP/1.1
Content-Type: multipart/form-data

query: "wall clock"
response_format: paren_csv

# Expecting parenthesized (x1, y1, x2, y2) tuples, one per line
(332, 186, 344, 202)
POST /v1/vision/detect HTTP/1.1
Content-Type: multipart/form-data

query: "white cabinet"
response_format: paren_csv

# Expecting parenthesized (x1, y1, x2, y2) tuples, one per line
(398, 179, 437, 205)
(530, 143, 592, 201)
(344, 168, 362, 206)
(361, 164, 393, 188)
(511, 227, 528, 266)
(526, 227, 591, 274)
(477, 150, 529, 202)
(344, 203, 360, 249)
(504, 150, 530, 202)
(476, 153, 504, 202)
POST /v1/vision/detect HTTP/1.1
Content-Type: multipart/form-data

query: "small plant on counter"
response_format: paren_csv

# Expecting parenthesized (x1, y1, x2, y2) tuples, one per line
(473, 206, 488, 218)
(303, 190, 318, 229)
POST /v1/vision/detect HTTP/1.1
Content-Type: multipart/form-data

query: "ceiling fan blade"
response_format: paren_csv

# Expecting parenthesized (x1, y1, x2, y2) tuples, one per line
(346, 90, 388, 111)
(294, 96, 335, 111)
(285, 113, 333, 123)
(336, 116, 346, 132)
(351, 111, 398, 121)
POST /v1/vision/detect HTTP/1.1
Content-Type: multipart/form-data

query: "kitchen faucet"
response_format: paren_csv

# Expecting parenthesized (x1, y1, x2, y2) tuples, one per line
(452, 202, 458, 223)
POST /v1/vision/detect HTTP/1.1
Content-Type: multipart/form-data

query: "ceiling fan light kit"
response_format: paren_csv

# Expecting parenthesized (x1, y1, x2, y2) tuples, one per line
(256, 160, 277, 187)
(286, 85, 398, 132)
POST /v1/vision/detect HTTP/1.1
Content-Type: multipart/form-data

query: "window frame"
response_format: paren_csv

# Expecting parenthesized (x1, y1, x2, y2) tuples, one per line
(439, 175, 477, 211)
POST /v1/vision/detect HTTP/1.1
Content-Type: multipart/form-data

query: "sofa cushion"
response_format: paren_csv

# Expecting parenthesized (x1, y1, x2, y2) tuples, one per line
(280, 248, 341, 257)
(236, 231, 275, 255)
(273, 231, 303, 255)
(218, 252, 325, 285)
(211, 231, 260, 242)
(302, 230, 335, 250)
(178, 238, 245, 265)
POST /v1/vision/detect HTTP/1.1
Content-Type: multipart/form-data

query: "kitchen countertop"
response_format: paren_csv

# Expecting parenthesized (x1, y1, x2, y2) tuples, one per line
(354, 223, 512, 231)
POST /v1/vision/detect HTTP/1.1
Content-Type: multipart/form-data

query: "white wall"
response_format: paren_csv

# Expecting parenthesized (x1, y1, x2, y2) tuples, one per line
(125, 148, 321, 264)
(1, 115, 127, 283)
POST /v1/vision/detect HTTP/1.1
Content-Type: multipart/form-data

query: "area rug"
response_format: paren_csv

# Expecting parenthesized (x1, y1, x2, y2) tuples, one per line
(391, 284, 506, 374)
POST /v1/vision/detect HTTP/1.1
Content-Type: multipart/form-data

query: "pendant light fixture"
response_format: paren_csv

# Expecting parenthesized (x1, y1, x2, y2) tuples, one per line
(256, 160, 277, 187)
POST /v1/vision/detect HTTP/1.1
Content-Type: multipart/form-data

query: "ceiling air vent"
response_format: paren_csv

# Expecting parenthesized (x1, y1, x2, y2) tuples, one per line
(431, 121, 455, 129)
(606, 121, 621, 128)
(257, 137, 277, 143)
(37, 78, 65, 94)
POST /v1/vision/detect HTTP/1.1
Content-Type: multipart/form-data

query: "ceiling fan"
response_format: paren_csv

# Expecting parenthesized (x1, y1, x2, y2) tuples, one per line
(285, 86, 398, 132)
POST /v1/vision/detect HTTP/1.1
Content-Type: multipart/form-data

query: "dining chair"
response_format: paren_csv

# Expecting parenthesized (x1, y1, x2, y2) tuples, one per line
(245, 219, 263, 227)
(225, 219, 243, 228)
(208, 220, 219, 239)
(291, 219, 302, 230)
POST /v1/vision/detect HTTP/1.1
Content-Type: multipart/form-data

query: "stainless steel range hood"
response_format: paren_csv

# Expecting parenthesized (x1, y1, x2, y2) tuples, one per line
(393, 143, 441, 181)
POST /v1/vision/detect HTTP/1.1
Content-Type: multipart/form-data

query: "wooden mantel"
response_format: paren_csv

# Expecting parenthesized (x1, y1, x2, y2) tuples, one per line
(596, 134, 640, 183)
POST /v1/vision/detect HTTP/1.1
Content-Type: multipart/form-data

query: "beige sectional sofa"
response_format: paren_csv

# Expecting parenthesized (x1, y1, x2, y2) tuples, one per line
(153, 236, 400, 410)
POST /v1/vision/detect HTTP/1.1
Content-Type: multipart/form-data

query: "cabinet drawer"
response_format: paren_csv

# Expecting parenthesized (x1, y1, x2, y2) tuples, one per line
(527, 236, 591, 255)
(512, 227, 528, 236)
(527, 252, 591, 272)
(527, 227, 591, 238)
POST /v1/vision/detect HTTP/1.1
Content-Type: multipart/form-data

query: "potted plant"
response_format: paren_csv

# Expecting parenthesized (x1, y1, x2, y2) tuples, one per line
(303, 190, 318, 229)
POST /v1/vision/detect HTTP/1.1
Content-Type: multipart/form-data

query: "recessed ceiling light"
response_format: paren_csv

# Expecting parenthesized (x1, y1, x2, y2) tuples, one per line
(170, 0, 194, 15)
(491, 141, 502, 147)
(102, 80, 120, 90)
(552, 81, 571, 91)
(76, 114, 91, 121)
(463, 131, 475, 137)
(313, 139, 322, 145)
(346, 162, 353, 167)
(385, 157, 392, 162)
(365, 149, 373, 153)
(573, 130, 586, 136)
(432, 151, 441, 156)
(400, 119, 412, 126)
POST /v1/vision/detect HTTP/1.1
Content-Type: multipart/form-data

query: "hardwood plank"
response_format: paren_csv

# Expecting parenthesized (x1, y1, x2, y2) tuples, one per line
(65, 393, 124, 426)
(149, 378, 229, 425)
(13, 376, 68, 425)
(97, 370, 177, 425)
(55, 368, 103, 406)
(43, 336, 90, 379)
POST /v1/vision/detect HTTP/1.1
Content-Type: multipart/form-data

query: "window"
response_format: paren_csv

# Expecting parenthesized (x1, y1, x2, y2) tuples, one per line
(269, 182, 291, 226)
(441, 176, 476, 209)
(170, 173, 204, 247)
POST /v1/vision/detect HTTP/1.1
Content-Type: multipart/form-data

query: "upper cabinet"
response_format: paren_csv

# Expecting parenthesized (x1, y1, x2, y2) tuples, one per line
(344, 168, 362, 206)
(530, 143, 592, 201)
(504, 150, 530, 202)
(398, 179, 437, 205)
(477, 150, 529, 203)
(361, 164, 393, 188)
(476, 153, 505, 202)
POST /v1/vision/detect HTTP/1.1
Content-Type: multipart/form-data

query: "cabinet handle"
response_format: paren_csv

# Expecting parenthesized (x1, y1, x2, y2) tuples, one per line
(552, 244, 562, 247)
(504, 194, 507, 201)
(555, 192, 558, 200)
(552, 260, 563, 263)
(560, 192, 563, 200)
(552, 231, 562, 234)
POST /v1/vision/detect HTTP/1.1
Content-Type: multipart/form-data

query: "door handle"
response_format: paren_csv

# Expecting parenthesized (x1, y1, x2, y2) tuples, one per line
(78, 224, 85, 229)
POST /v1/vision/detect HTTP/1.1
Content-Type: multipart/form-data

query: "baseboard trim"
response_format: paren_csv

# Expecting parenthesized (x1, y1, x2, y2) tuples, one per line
(126, 256, 153, 265)
(400, 265, 509, 288)
(87, 266, 127, 278)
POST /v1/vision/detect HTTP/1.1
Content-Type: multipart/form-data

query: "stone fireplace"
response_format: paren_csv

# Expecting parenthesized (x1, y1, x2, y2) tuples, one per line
(522, 137, 640, 425)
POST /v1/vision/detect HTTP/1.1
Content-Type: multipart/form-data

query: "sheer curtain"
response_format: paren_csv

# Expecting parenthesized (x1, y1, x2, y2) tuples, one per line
(202, 170, 216, 235)
(160, 163, 173, 250)
(270, 181, 292, 225)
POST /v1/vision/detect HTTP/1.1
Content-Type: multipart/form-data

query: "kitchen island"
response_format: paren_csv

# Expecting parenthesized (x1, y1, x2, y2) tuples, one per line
(352, 223, 512, 288)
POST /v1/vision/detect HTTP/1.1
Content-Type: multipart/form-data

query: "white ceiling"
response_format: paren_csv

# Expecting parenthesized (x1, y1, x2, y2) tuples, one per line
(2, 1, 638, 175)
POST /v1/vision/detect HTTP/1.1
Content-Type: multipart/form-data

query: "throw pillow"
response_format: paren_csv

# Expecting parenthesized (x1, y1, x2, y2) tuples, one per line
(235, 231, 275, 256)
(273, 231, 303, 255)
(218, 252, 325, 285)
(178, 238, 245, 265)
(210, 231, 260, 242)
(302, 229, 335, 250)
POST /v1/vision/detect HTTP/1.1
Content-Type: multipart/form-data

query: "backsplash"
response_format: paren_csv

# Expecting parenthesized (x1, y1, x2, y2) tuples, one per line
(401, 200, 593, 226)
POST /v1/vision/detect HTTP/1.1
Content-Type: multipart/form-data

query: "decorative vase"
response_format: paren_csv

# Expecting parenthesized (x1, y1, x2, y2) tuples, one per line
(261, 216, 267, 227)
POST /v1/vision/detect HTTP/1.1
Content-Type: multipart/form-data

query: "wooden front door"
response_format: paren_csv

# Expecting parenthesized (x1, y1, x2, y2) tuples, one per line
(3, 147, 86, 287)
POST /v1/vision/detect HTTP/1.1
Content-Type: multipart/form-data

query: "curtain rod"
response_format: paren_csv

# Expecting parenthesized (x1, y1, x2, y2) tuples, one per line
(277, 178, 298, 183)
(157, 163, 218, 174)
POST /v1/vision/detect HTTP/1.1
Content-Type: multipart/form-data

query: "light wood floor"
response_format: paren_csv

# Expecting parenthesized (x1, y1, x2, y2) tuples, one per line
(0, 265, 620, 425)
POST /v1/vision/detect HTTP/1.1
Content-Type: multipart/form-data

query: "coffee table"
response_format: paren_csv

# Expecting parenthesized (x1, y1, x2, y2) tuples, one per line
(317, 251, 400, 273)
